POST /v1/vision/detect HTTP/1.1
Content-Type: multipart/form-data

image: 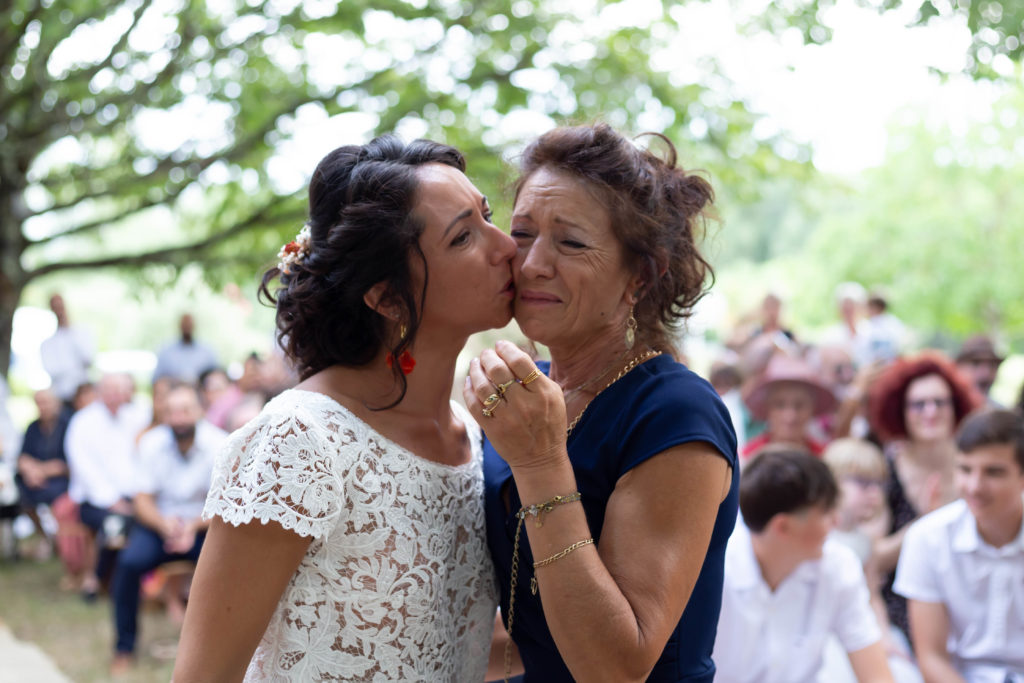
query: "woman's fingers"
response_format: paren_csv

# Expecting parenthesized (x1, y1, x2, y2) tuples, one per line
(494, 341, 547, 392)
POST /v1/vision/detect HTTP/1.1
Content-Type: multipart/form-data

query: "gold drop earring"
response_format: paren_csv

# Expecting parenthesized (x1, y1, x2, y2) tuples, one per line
(625, 305, 637, 350)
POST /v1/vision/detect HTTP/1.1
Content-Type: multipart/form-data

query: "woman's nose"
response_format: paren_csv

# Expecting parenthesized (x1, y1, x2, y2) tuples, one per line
(490, 225, 516, 263)
(518, 240, 554, 278)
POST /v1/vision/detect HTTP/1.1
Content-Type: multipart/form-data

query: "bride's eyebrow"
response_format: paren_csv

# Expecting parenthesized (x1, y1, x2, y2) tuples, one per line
(443, 209, 473, 238)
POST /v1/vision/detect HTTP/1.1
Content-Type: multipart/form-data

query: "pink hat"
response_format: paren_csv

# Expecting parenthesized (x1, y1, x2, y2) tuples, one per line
(743, 355, 838, 421)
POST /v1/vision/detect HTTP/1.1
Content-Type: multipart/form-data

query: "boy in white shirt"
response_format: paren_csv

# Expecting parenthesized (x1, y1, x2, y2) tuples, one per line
(894, 409, 1024, 683)
(714, 446, 893, 683)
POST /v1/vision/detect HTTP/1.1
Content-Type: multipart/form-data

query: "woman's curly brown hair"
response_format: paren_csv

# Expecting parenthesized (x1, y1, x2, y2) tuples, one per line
(514, 122, 715, 354)
(867, 351, 983, 442)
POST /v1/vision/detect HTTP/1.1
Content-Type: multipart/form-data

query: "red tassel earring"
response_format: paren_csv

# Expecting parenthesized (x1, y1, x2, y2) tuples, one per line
(386, 325, 416, 375)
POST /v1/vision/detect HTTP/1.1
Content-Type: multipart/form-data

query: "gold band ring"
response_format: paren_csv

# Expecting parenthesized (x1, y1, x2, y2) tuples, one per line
(520, 369, 541, 386)
(482, 393, 501, 407)
(482, 405, 498, 418)
(495, 379, 516, 396)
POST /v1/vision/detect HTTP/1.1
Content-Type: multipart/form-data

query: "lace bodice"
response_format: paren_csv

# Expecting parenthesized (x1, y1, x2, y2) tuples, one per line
(204, 389, 497, 682)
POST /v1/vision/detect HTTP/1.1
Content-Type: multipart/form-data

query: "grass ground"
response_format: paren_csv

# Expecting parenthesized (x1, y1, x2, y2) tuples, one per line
(0, 550, 178, 682)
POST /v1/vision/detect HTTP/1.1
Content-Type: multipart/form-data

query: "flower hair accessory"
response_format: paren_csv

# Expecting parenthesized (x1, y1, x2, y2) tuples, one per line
(277, 224, 312, 274)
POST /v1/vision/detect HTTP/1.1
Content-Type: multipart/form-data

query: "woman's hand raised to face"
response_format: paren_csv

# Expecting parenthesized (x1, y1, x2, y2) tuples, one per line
(463, 340, 568, 472)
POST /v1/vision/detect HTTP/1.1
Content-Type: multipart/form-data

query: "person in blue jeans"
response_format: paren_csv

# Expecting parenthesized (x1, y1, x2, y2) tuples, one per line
(110, 382, 226, 675)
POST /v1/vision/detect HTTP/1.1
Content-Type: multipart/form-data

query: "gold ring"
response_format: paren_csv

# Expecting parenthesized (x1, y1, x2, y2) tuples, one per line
(482, 405, 498, 418)
(520, 369, 541, 386)
(482, 393, 501, 407)
(495, 379, 516, 396)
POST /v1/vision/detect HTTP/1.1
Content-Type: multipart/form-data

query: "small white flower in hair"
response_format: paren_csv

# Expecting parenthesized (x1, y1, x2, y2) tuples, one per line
(277, 224, 312, 274)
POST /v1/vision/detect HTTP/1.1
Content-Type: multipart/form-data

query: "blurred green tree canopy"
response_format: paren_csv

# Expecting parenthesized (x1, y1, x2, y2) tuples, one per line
(719, 79, 1024, 350)
(754, 0, 1023, 78)
(1, 0, 805, 374)
(1, 0, 1021, 376)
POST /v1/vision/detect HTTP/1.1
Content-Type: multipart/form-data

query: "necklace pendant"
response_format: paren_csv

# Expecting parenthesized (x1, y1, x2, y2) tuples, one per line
(530, 577, 538, 595)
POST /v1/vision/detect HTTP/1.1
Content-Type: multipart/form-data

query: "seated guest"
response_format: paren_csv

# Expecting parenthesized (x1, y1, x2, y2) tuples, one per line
(16, 388, 70, 551)
(742, 354, 838, 460)
(65, 373, 150, 598)
(715, 447, 893, 683)
(825, 439, 923, 682)
(824, 438, 889, 563)
(895, 409, 1024, 683)
(198, 367, 242, 430)
(954, 335, 1005, 407)
(110, 382, 226, 674)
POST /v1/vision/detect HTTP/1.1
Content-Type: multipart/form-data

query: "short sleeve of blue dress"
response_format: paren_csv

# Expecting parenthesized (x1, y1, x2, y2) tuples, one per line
(482, 354, 739, 682)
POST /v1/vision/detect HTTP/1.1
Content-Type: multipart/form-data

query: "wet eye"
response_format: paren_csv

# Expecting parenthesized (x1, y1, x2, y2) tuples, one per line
(450, 230, 470, 247)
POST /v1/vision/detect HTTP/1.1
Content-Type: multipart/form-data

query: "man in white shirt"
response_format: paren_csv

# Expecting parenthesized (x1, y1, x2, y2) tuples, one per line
(65, 373, 150, 597)
(39, 294, 95, 406)
(714, 447, 893, 683)
(153, 313, 219, 384)
(109, 381, 226, 672)
(821, 282, 873, 369)
(894, 409, 1024, 683)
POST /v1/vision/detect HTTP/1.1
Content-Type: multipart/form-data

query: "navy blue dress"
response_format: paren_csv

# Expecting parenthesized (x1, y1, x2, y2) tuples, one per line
(15, 414, 70, 506)
(483, 355, 739, 682)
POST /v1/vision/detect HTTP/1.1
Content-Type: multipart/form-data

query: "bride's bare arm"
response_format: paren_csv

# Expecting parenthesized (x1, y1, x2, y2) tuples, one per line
(172, 517, 311, 683)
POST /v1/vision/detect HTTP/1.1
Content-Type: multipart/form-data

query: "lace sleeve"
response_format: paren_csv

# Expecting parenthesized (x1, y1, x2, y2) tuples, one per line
(203, 407, 344, 540)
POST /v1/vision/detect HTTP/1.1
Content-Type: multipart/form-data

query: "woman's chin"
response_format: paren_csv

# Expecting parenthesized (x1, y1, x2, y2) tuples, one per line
(512, 317, 552, 345)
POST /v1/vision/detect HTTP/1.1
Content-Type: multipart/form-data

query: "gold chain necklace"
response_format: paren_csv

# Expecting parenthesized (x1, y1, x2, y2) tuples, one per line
(566, 349, 662, 434)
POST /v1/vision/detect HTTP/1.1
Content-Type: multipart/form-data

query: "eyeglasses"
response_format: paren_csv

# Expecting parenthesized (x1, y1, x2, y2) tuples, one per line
(906, 397, 953, 412)
(843, 475, 885, 489)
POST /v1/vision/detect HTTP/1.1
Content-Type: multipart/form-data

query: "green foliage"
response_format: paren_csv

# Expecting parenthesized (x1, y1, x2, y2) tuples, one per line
(0, 0, 803, 373)
(750, 0, 1024, 77)
(794, 83, 1024, 344)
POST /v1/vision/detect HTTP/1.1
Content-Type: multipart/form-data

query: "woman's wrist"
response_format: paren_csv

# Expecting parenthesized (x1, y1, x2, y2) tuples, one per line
(509, 452, 576, 501)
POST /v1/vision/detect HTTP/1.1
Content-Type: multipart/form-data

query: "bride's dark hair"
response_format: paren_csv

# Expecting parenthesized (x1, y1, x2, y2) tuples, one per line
(260, 135, 465, 407)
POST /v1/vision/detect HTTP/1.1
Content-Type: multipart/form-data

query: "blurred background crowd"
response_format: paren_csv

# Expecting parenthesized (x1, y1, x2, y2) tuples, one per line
(0, 275, 1019, 679)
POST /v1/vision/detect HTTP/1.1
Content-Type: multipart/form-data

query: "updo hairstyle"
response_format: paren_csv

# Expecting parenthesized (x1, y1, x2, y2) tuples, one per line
(260, 135, 466, 404)
(514, 122, 715, 353)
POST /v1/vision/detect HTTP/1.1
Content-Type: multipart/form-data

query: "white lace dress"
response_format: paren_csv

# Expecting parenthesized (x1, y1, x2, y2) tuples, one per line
(203, 389, 498, 682)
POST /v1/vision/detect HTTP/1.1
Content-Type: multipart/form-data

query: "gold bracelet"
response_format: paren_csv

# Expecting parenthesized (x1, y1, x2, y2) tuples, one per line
(503, 491, 582, 683)
(533, 537, 594, 569)
(516, 491, 581, 528)
(530, 538, 595, 595)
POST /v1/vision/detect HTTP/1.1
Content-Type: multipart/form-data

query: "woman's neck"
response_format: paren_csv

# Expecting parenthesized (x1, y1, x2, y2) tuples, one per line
(904, 438, 956, 467)
(548, 335, 636, 396)
(305, 337, 467, 423)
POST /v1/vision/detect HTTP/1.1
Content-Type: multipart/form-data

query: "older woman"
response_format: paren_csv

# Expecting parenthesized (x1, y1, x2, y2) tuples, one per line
(464, 124, 738, 682)
(866, 351, 982, 640)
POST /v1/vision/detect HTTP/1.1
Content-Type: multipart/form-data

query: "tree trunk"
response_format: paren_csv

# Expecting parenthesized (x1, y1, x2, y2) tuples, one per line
(0, 177, 28, 379)
(0, 272, 20, 379)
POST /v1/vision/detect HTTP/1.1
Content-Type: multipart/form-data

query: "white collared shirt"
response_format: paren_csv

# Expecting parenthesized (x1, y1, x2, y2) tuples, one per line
(135, 420, 226, 520)
(894, 498, 1024, 683)
(40, 326, 94, 401)
(714, 523, 881, 683)
(66, 401, 150, 508)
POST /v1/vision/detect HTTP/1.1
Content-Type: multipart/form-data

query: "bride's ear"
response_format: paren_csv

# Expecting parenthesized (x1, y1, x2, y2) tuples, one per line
(363, 282, 401, 321)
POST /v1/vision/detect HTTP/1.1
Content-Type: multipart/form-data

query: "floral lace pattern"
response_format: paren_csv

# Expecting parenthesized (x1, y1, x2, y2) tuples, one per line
(204, 389, 497, 682)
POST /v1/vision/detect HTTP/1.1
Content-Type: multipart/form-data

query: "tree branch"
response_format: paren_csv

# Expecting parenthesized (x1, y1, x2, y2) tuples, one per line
(24, 201, 305, 282)
(0, 0, 46, 72)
